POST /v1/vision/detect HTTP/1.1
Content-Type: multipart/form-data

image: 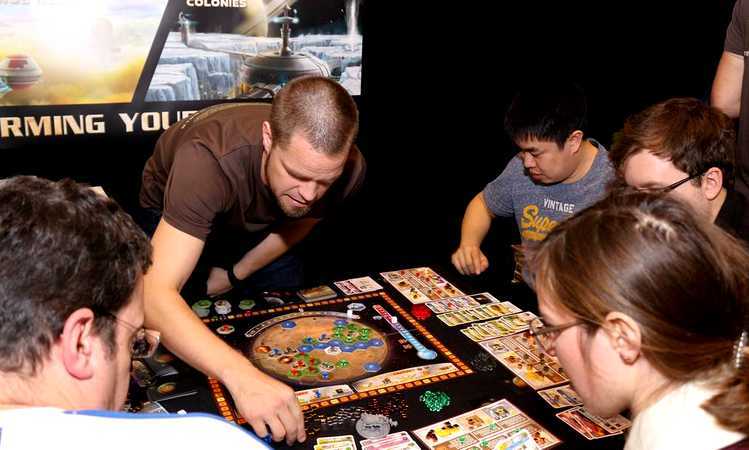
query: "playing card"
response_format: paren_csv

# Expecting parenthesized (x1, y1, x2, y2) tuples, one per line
(316, 435, 357, 450)
(556, 407, 630, 440)
(460, 327, 484, 342)
(493, 429, 540, 450)
(298, 285, 338, 302)
(500, 312, 537, 331)
(334, 280, 360, 295)
(437, 312, 460, 326)
(537, 384, 583, 409)
(349, 276, 383, 293)
(361, 431, 418, 450)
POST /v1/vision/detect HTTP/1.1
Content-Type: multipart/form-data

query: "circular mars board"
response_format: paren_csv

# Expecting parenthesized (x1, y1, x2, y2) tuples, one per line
(247, 313, 390, 386)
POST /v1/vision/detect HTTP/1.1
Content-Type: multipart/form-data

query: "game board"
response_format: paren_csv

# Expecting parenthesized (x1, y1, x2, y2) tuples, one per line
(202, 291, 473, 425)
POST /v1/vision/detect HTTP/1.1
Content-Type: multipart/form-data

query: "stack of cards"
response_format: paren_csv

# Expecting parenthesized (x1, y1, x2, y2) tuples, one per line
(315, 435, 357, 450)
(556, 406, 631, 440)
(424, 292, 502, 313)
(334, 277, 383, 295)
(460, 311, 536, 341)
(461, 319, 516, 342)
(360, 431, 419, 450)
(425, 296, 482, 313)
(438, 303, 524, 327)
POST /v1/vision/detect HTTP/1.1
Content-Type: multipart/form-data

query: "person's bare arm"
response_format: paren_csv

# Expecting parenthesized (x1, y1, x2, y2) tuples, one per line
(207, 218, 320, 295)
(451, 192, 494, 275)
(144, 219, 305, 445)
(711, 51, 744, 119)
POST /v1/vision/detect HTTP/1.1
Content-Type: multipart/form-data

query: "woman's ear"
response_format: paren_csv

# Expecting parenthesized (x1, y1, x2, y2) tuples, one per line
(603, 311, 642, 365)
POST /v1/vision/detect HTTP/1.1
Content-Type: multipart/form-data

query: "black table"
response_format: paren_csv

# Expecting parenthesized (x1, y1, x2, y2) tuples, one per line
(130, 265, 625, 450)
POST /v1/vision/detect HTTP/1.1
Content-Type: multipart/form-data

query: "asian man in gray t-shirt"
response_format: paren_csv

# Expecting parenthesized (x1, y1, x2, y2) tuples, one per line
(452, 82, 614, 277)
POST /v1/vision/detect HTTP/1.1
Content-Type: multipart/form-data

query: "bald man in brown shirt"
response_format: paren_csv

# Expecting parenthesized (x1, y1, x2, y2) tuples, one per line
(139, 77, 365, 445)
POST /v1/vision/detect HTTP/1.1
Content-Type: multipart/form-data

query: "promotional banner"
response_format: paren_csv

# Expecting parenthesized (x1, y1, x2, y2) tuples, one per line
(0, 0, 363, 146)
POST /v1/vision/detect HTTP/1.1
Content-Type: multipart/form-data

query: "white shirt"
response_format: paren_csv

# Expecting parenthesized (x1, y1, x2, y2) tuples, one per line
(625, 382, 745, 450)
(0, 407, 270, 449)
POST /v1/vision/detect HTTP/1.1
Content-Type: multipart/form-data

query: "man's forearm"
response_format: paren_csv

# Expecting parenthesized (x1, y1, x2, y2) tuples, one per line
(711, 52, 744, 119)
(233, 219, 319, 279)
(460, 194, 493, 247)
(145, 284, 259, 380)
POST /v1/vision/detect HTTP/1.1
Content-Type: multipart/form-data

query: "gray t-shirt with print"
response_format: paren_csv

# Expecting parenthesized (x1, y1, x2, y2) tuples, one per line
(483, 140, 614, 245)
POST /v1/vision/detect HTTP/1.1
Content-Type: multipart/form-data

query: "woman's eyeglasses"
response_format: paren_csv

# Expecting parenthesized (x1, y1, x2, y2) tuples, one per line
(528, 317, 588, 355)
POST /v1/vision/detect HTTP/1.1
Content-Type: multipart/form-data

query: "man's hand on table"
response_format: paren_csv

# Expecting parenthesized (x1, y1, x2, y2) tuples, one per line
(224, 364, 306, 446)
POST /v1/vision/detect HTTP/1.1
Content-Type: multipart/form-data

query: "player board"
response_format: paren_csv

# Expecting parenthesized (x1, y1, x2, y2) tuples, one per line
(380, 267, 464, 304)
(479, 331, 569, 390)
(202, 291, 473, 425)
(412, 398, 560, 449)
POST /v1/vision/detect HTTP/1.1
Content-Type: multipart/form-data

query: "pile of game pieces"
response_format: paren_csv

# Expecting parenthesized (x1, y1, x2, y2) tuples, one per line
(410, 304, 431, 320)
(419, 390, 451, 412)
(468, 352, 499, 373)
(360, 431, 419, 450)
(335, 276, 383, 295)
(191, 299, 212, 317)
(214, 299, 231, 315)
(238, 299, 256, 310)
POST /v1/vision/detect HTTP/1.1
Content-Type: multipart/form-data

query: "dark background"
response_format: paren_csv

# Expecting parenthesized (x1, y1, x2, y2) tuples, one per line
(0, 0, 738, 288)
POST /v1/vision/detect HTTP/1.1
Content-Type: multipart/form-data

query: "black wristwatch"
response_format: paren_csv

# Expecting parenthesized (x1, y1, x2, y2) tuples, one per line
(226, 265, 242, 289)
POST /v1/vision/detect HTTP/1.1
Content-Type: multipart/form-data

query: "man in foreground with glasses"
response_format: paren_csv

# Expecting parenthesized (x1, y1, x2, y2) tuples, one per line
(609, 97, 749, 241)
(0, 176, 269, 449)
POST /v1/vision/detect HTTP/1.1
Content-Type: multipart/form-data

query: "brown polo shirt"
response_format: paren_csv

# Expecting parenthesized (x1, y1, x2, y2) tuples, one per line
(140, 102, 365, 241)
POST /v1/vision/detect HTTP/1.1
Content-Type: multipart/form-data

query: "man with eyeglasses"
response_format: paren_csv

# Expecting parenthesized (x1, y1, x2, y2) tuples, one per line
(0, 176, 269, 449)
(610, 97, 749, 241)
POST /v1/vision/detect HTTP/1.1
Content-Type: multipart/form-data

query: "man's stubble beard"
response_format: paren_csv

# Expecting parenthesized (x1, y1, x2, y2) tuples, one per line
(279, 199, 311, 218)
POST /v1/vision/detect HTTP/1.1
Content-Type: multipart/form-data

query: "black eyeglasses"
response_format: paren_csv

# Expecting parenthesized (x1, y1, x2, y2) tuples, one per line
(640, 171, 705, 194)
(528, 317, 589, 356)
(100, 312, 160, 359)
